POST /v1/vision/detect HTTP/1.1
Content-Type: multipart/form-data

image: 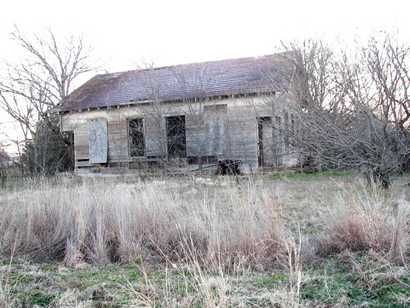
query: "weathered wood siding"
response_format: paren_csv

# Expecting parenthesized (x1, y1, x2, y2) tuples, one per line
(61, 94, 299, 172)
(186, 113, 205, 158)
(204, 105, 227, 156)
(75, 124, 89, 161)
(144, 114, 164, 158)
(62, 118, 90, 167)
(107, 116, 128, 162)
(225, 104, 258, 171)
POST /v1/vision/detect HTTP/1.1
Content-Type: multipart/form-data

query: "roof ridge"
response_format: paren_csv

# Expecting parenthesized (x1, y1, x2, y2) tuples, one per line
(96, 53, 285, 78)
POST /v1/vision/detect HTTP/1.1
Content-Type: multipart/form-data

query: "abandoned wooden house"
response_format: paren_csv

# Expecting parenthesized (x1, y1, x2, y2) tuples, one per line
(58, 53, 299, 173)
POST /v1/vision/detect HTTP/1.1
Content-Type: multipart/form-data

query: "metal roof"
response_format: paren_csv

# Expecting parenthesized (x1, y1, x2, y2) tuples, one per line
(60, 53, 292, 112)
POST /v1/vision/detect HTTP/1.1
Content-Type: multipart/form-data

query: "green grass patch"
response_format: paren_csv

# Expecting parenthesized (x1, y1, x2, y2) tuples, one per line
(2, 258, 409, 307)
(302, 256, 410, 307)
(39, 263, 59, 272)
(17, 289, 59, 307)
(7, 272, 37, 285)
(63, 265, 142, 289)
(271, 170, 354, 180)
(254, 273, 288, 288)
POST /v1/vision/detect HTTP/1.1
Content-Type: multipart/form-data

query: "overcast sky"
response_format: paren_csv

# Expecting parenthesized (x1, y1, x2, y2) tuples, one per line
(0, 0, 409, 153)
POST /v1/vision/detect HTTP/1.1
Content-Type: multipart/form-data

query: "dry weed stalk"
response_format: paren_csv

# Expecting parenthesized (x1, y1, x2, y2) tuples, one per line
(0, 178, 286, 269)
(0, 257, 16, 308)
(319, 182, 410, 261)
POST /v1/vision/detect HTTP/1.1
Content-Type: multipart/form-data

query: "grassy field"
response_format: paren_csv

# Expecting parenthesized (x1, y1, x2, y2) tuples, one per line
(0, 172, 409, 307)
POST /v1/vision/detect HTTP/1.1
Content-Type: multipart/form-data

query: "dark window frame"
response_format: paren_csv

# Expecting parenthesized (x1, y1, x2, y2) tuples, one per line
(128, 117, 145, 158)
(166, 115, 187, 159)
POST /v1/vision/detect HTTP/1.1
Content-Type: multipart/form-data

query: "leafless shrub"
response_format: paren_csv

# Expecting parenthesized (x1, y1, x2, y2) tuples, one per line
(318, 183, 410, 260)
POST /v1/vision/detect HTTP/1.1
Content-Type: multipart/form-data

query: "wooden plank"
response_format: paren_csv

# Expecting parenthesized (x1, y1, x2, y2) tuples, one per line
(108, 118, 129, 161)
(89, 119, 108, 164)
(144, 115, 164, 157)
(225, 104, 258, 168)
(186, 113, 205, 157)
(204, 105, 227, 156)
(74, 125, 89, 160)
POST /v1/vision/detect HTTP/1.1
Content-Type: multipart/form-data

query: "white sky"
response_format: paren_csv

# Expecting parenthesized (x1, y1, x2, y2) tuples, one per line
(0, 0, 409, 153)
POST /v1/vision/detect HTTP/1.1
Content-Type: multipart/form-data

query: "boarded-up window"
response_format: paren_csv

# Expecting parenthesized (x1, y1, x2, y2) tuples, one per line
(166, 115, 186, 158)
(88, 119, 108, 164)
(129, 118, 145, 157)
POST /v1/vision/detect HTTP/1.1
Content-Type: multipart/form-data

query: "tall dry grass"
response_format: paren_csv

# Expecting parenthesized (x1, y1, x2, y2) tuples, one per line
(318, 181, 410, 261)
(125, 233, 303, 307)
(0, 177, 287, 270)
(0, 176, 408, 270)
(1, 175, 409, 307)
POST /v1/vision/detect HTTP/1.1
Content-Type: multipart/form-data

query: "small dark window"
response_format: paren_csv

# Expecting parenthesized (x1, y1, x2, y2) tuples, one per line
(291, 113, 295, 135)
(129, 118, 145, 157)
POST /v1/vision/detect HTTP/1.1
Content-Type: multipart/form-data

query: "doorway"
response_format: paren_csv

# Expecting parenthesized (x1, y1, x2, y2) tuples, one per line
(166, 115, 186, 158)
(257, 117, 273, 167)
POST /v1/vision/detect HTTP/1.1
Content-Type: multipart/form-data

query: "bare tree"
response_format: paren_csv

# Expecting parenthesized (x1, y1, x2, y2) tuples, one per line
(0, 27, 94, 174)
(279, 34, 410, 187)
(365, 34, 410, 131)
